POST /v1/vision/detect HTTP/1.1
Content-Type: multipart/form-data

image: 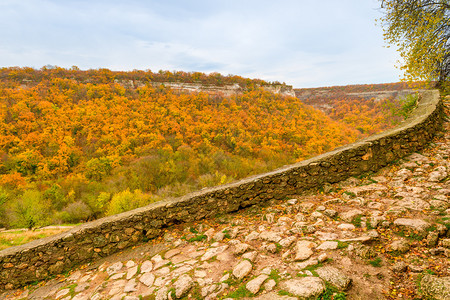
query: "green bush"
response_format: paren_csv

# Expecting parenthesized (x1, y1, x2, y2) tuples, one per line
(43, 184, 66, 210)
(85, 156, 115, 181)
(398, 94, 418, 119)
(61, 201, 92, 223)
(106, 189, 152, 215)
(7, 190, 50, 229)
(0, 188, 9, 227)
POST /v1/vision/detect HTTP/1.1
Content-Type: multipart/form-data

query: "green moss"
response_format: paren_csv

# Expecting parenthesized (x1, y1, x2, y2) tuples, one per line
(226, 284, 254, 298)
(368, 257, 382, 267)
(343, 191, 356, 198)
(188, 234, 207, 242)
(268, 269, 281, 283)
(351, 215, 363, 228)
(319, 281, 347, 300)
(337, 241, 349, 249)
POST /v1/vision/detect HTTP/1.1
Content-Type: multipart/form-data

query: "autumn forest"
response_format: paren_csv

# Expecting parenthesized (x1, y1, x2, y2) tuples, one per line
(0, 67, 415, 229)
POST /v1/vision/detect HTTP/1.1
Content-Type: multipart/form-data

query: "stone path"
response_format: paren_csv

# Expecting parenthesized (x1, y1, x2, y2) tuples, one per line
(1, 100, 449, 299)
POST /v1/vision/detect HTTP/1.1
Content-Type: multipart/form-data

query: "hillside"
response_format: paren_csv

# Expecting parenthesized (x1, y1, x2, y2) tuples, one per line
(0, 68, 412, 231)
(2, 96, 448, 300)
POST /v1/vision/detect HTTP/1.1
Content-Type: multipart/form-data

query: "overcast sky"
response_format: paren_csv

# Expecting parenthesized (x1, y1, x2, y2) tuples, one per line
(0, 0, 402, 88)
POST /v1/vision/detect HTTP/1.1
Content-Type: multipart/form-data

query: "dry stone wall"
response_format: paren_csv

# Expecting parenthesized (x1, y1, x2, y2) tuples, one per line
(0, 90, 443, 290)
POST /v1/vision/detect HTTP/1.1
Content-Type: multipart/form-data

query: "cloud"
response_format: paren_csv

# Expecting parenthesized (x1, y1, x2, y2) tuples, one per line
(0, 0, 402, 87)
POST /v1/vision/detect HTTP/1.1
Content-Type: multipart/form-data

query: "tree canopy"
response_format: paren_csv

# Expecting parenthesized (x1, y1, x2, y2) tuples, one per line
(380, 0, 450, 86)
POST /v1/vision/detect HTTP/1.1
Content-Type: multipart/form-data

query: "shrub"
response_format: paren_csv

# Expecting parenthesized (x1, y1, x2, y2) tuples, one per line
(0, 188, 9, 227)
(106, 189, 152, 215)
(85, 156, 118, 181)
(7, 190, 49, 229)
(43, 184, 66, 210)
(61, 201, 92, 223)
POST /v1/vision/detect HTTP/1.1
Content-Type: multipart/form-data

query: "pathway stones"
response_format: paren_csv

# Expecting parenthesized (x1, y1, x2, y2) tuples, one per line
(107, 262, 123, 276)
(393, 218, 430, 234)
(246, 274, 269, 294)
(420, 274, 450, 300)
(139, 273, 155, 287)
(280, 277, 325, 298)
(294, 240, 315, 261)
(259, 231, 282, 243)
(126, 265, 138, 279)
(315, 266, 352, 290)
(140, 260, 153, 273)
(316, 241, 338, 250)
(124, 279, 137, 293)
(174, 274, 193, 298)
(232, 259, 253, 279)
(201, 245, 228, 261)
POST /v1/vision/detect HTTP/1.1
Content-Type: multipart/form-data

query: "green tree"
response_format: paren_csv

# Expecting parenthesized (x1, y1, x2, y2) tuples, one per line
(380, 0, 450, 85)
(106, 189, 152, 216)
(8, 190, 49, 229)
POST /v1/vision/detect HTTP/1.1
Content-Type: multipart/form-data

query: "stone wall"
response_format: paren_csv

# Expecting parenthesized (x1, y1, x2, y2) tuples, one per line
(0, 90, 443, 290)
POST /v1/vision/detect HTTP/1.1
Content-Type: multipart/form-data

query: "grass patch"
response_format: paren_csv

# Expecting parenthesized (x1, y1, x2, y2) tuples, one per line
(222, 229, 231, 239)
(187, 234, 207, 242)
(396, 229, 425, 241)
(189, 227, 199, 234)
(337, 241, 349, 249)
(424, 269, 436, 275)
(0, 227, 73, 250)
(278, 290, 294, 297)
(275, 243, 282, 253)
(368, 257, 382, 267)
(62, 283, 78, 298)
(226, 284, 254, 298)
(343, 191, 356, 198)
(351, 215, 363, 228)
(168, 287, 176, 298)
(223, 273, 240, 287)
(365, 221, 374, 230)
(319, 281, 347, 300)
(268, 269, 281, 283)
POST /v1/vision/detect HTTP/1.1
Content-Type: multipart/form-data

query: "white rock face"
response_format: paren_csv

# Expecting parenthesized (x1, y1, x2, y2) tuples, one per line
(242, 251, 258, 262)
(259, 231, 282, 243)
(279, 236, 296, 248)
(394, 218, 430, 232)
(201, 245, 229, 261)
(315, 266, 352, 290)
(124, 278, 137, 293)
(316, 241, 338, 250)
(140, 260, 153, 273)
(294, 241, 316, 261)
(279, 277, 325, 298)
(174, 274, 193, 298)
(340, 209, 363, 222)
(337, 223, 356, 230)
(155, 286, 168, 300)
(246, 274, 269, 294)
(126, 265, 138, 280)
(106, 262, 123, 276)
(139, 273, 155, 287)
(232, 259, 253, 279)
(428, 166, 448, 182)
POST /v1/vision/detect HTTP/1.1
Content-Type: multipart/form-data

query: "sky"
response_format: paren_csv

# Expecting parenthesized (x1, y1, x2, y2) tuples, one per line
(0, 0, 403, 88)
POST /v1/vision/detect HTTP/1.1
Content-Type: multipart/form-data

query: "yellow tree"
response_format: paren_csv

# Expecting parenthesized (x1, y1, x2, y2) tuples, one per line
(380, 0, 450, 86)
